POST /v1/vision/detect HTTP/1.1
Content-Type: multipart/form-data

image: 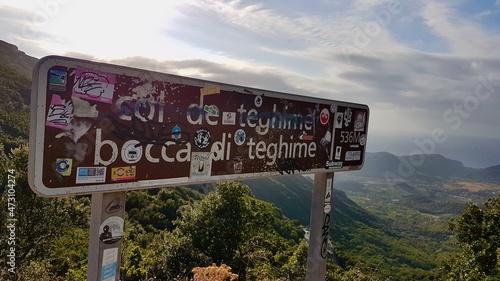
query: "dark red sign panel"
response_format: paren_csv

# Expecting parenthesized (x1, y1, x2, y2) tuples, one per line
(29, 56, 369, 196)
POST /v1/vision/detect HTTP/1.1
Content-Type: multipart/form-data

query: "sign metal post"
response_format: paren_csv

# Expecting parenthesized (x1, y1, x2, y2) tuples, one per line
(87, 191, 126, 281)
(306, 172, 334, 281)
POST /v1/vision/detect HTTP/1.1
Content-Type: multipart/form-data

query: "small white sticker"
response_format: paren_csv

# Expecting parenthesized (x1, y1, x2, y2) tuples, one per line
(121, 140, 143, 164)
(254, 95, 263, 107)
(345, 151, 361, 161)
(359, 134, 366, 146)
(101, 248, 118, 281)
(335, 146, 342, 160)
(190, 152, 212, 178)
(325, 179, 332, 203)
(334, 112, 343, 128)
(324, 204, 331, 214)
(222, 112, 236, 125)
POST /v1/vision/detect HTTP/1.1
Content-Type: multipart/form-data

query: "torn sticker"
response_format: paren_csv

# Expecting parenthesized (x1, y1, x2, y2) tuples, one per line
(71, 96, 99, 118)
(55, 118, 92, 143)
(200, 86, 220, 96)
(299, 131, 314, 141)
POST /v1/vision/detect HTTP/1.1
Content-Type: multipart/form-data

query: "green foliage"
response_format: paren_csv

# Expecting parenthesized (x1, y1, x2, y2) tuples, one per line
(0, 145, 90, 280)
(144, 232, 210, 280)
(0, 61, 30, 152)
(122, 246, 147, 281)
(175, 181, 305, 280)
(441, 197, 500, 280)
(126, 187, 204, 232)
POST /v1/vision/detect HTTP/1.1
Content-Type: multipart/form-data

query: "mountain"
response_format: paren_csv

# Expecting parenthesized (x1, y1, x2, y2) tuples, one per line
(468, 164, 500, 184)
(242, 175, 444, 277)
(345, 151, 500, 185)
(0, 40, 37, 152)
(0, 40, 38, 77)
(243, 175, 380, 228)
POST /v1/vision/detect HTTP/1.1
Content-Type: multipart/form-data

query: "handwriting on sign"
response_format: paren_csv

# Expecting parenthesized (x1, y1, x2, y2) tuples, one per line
(109, 115, 190, 148)
(276, 158, 311, 175)
(320, 213, 330, 259)
(73, 71, 110, 98)
(47, 104, 72, 126)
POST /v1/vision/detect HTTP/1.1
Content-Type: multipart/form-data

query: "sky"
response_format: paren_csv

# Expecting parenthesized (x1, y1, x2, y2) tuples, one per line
(1, 0, 499, 168)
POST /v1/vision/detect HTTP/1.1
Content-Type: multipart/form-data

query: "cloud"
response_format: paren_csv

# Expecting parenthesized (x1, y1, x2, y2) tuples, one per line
(419, 1, 500, 56)
(0, 5, 58, 56)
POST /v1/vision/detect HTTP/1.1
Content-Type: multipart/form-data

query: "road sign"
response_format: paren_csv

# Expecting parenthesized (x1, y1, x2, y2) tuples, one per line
(29, 56, 369, 196)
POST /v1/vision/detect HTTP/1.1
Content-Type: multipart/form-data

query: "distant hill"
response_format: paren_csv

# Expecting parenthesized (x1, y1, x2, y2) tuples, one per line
(345, 152, 500, 185)
(242, 175, 443, 275)
(243, 175, 380, 228)
(0, 40, 38, 77)
(0, 40, 37, 152)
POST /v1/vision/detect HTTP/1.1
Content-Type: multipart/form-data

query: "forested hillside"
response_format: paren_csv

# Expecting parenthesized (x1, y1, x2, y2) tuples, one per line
(0, 41, 35, 153)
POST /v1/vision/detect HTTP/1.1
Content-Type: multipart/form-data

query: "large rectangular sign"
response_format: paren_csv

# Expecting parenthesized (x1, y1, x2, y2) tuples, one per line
(29, 56, 369, 196)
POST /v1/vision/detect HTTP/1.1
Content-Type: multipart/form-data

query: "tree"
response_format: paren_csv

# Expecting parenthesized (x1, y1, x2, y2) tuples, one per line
(175, 181, 305, 280)
(441, 197, 500, 280)
(144, 232, 210, 280)
(176, 181, 255, 267)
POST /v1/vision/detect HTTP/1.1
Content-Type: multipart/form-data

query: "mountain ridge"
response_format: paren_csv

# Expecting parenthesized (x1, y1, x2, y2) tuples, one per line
(350, 151, 500, 185)
(0, 40, 38, 78)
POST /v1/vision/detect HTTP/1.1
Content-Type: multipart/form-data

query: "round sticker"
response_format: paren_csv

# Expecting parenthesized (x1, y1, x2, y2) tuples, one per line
(99, 216, 124, 244)
(194, 128, 211, 150)
(359, 134, 366, 146)
(56, 159, 70, 173)
(324, 204, 331, 214)
(320, 108, 330, 125)
(254, 95, 263, 107)
(122, 140, 142, 163)
(330, 103, 337, 113)
(234, 129, 247, 146)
